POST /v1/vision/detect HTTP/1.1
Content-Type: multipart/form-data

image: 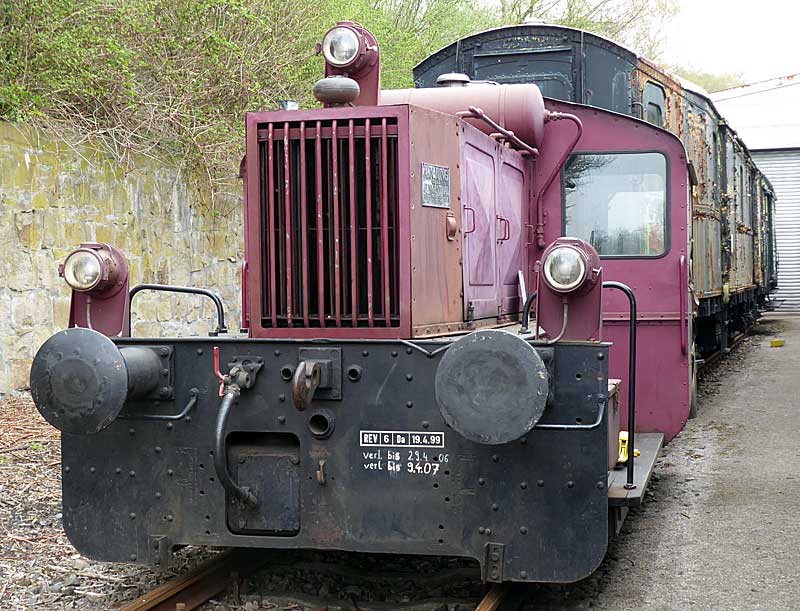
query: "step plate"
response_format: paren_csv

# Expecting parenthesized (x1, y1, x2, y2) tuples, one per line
(607, 432, 664, 507)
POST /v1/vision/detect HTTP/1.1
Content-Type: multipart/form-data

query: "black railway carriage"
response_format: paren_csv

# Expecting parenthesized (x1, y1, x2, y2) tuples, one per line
(416, 24, 778, 357)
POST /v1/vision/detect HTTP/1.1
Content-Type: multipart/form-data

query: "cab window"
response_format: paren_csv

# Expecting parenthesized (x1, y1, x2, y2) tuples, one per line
(563, 152, 668, 257)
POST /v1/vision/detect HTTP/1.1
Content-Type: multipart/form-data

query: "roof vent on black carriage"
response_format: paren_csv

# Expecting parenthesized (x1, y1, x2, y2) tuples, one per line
(435, 72, 471, 87)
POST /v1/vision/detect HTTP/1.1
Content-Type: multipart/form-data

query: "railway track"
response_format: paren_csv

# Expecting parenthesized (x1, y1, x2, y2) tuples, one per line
(698, 331, 748, 372)
(118, 549, 272, 611)
(118, 550, 524, 611)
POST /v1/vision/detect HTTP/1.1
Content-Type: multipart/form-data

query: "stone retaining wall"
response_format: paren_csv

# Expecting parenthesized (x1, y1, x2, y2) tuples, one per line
(0, 122, 243, 393)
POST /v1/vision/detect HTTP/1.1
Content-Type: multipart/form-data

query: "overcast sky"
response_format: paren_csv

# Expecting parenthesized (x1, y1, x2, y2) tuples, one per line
(661, 0, 799, 83)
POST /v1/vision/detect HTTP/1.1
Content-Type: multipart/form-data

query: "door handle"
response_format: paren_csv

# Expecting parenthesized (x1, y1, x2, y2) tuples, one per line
(497, 215, 510, 241)
(525, 223, 535, 246)
(463, 206, 476, 235)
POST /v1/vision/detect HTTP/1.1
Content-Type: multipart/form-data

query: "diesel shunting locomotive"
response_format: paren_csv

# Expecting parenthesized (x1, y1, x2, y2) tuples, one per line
(29, 21, 760, 584)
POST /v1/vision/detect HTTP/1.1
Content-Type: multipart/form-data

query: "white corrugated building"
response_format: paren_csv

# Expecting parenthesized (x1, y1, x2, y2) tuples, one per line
(712, 75, 800, 310)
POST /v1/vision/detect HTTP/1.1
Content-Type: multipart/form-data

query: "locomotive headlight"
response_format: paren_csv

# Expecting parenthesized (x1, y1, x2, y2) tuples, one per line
(62, 249, 103, 292)
(543, 245, 587, 292)
(321, 26, 360, 67)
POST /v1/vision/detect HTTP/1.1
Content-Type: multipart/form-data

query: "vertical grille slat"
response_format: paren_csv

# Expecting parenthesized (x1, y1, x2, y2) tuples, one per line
(380, 118, 391, 324)
(331, 120, 342, 326)
(364, 118, 374, 327)
(299, 124, 310, 326)
(348, 120, 358, 325)
(259, 115, 401, 330)
(266, 125, 278, 327)
(314, 121, 326, 328)
(282, 122, 293, 326)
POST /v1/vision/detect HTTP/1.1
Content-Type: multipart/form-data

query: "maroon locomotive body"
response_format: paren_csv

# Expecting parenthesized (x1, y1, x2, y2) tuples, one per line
(28, 22, 689, 583)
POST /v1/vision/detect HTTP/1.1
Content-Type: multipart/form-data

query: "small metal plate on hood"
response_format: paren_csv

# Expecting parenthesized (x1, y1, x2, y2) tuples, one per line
(421, 162, 450, 208)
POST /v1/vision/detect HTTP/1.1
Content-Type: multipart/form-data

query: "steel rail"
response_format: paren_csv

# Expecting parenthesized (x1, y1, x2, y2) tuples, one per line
(118, 549, 526, 611)
(117, 549, 271, 611)
(476, 583, 512, 611)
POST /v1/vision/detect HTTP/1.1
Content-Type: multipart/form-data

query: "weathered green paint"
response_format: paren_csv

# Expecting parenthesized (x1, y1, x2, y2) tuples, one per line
(0, 121, 243, 393)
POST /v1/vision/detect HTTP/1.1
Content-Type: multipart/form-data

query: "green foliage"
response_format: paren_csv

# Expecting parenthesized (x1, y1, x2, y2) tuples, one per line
(356, 0, 498, 88)
(0, 0, 493, 203)
(671, 65, 745, 94)
(29, 442, 44, 451)
(1, 0, 137, 119)
(0, 0, 676, 202)
(0, 455, 6, 465)
(1, 0, 316, 203)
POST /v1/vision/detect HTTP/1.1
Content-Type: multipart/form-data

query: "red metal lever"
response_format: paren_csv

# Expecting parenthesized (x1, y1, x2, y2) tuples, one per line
(213, 346, 226, 397)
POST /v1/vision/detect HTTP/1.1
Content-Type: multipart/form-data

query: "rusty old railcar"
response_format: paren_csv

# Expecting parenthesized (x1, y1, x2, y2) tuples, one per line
(30, 21, 699, 584)
(415, 24, 778, 363)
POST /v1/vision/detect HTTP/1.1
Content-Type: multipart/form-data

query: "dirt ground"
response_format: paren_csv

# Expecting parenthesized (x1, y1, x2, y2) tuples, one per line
(1, 314, 798, 610)
(563, 313, 800, 611)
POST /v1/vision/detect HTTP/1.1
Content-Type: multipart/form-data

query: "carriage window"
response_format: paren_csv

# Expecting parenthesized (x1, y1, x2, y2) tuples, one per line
(563, 152, 668, 257)
(712, 132, 719, 201)
(738, 166, 744, 221)
(646, 103, 663, 126)
(643, 82, 666, 127)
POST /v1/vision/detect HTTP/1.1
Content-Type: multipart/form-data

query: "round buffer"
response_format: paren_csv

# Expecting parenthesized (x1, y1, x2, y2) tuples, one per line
(435, 329, 549, 445)
(30, 327, 128, 435)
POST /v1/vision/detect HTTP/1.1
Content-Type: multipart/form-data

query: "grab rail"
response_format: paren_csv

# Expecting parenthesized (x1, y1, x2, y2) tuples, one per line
(534, 397, 606, 430)
(118, 388, 199, 422)
(129, 283, 227, 336)
(680, 255, 687, 355)
(603, 281, 638, 490)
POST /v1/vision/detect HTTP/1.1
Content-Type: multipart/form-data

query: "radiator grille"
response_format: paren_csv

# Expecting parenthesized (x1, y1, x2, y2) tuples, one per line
(258, 118, 400, 328)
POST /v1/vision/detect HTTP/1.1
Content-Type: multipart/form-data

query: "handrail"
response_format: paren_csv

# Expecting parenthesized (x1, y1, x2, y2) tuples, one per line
(463, 206, 476, 235)
(129, 283, 227, 336)
(118, 388, 199, 422)
(679, 255, 687, 355)
(603, 281, 638, 490)
(534, 396, 606, 430)
(518, 291, 538, 334)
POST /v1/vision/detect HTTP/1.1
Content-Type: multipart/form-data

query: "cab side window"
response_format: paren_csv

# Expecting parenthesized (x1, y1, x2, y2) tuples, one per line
(563, 152, 668, 257)
(643, 82, 666, 127)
